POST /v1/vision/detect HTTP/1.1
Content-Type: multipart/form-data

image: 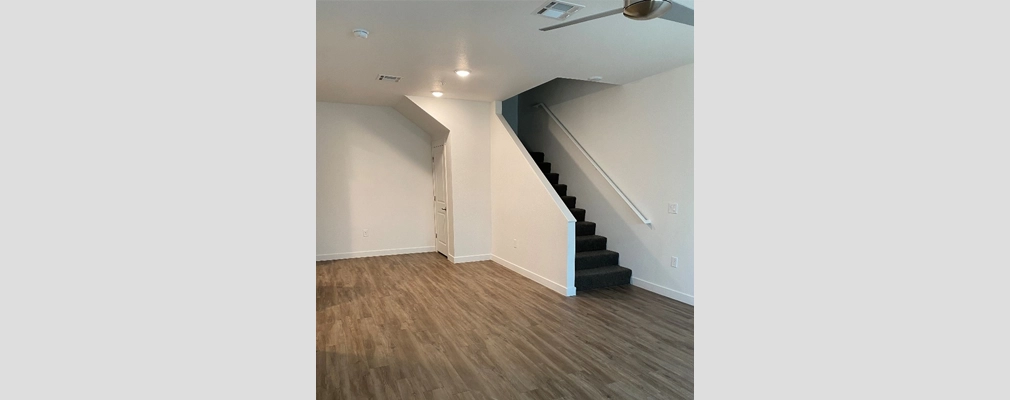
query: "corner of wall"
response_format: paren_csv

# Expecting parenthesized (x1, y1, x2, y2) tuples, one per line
(407, 96, 494, 258)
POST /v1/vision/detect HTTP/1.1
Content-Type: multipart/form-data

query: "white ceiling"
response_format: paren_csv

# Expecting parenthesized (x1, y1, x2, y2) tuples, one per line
(317, 1, 694, 106)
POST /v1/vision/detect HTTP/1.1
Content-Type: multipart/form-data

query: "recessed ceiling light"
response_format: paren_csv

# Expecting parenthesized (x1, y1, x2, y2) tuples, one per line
(431, 91, 444, 97)
(455, 70, 471, 77)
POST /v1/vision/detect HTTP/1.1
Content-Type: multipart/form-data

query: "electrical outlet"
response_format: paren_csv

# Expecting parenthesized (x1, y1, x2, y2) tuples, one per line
(668, 203, 678, 214)
(671, 256, 678, 268)
(363, 229, 369, 237)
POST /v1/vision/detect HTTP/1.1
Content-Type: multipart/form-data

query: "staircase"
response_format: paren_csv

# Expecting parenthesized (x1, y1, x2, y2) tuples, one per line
(530, 151, 633, 292)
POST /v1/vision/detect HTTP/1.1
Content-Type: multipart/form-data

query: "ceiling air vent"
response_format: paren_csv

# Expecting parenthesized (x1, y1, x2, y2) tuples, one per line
(534, 1, 584, 20)
(376, 74, 401, 82)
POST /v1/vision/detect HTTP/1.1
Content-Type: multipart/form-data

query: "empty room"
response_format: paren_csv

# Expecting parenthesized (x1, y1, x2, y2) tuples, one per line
(9, 0, 1005, 399)
(317, 1, 694, 398)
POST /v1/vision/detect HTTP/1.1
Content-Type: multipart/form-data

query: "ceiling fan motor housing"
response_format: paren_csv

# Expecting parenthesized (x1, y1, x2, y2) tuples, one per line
(623, 0, 673, 20)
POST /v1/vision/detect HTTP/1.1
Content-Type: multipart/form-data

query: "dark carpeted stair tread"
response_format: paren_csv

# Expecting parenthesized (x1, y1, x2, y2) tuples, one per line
(569, 207, 586, 221)
(546, 172, 560, 185)
(554, 184, 567, 196)
(561, 195, 577, 208)
(575, 265, 632, 291)
(530, 152, 545, 164)
(575, 221, 596, 236)
(575, 235, 607, 252)
(575, 250, 619, 270)
(539, 162, 551, 174)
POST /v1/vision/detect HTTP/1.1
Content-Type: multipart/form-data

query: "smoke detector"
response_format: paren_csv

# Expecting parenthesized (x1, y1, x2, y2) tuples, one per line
(534, 1, 584, 20)
(352, 29, 368, 39)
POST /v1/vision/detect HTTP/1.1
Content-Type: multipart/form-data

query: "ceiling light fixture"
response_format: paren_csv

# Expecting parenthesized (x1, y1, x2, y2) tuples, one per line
(352, 29, 369, 39)
(589, 76, 603, 81)
(431, 91, 444, 97)
(455, 70, 471, 77)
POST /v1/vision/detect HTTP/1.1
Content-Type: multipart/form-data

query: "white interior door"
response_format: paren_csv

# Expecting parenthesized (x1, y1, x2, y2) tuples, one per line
(432, 144, 448, 256)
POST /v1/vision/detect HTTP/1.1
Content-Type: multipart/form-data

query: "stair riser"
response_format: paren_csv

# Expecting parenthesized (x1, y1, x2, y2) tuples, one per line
(576, 237, 607, 252)
(554, 184, 567, 196)
(570, 208, 585, 222)
(576, 269, 632, 291)
(562, 196, 576, 208)
(530, 152, 545, 164)
(575, 222, 596, 236)
(547, 173, 559, 185)
(539, 162, 551, 174)
(575, 252, 619, 270)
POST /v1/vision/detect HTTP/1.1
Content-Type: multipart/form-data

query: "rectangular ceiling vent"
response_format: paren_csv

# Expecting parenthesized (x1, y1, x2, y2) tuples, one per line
(534, 1, 584, 20)
(376, 74, 401, 82)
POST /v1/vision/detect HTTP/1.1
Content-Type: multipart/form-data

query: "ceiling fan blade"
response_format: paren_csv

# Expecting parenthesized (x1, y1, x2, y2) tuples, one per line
(658, 1, 694, 26)
(539, 7, 624, 31)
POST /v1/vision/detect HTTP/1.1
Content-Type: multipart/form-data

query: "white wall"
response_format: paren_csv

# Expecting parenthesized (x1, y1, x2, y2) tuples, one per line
(517, 64, 694, 304)
(392, 97, 454, 254)
(393, 96, 449, 144)
(316, 101, 435, 260)
(490, 106, 575, 296)
(407, 96, 493, 262)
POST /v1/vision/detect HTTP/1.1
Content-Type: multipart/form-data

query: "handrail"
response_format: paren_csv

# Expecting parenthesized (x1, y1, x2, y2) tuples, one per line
(534, 103, 652, 227)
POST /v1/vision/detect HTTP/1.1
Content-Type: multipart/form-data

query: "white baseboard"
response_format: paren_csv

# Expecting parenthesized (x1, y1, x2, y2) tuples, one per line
(491, 255, 571, 297)
(316, 246, 435, 261)
(631, 277, 694, 306)
(449, 254, 491, 263)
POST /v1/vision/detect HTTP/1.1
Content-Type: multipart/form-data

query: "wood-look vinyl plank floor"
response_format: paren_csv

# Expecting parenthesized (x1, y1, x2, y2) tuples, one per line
(317, 252, 693, 399)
